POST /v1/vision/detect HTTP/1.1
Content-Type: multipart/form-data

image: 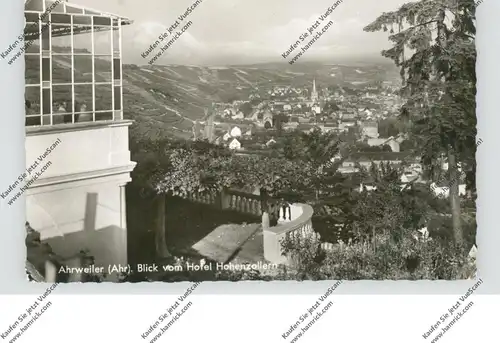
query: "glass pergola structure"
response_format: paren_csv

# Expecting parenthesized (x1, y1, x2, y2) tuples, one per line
(24, 0, 133, 127)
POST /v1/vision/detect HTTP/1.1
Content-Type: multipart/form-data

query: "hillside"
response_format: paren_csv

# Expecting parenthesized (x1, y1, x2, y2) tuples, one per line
(25, 46, 399, 140)
(122, 62, 400, 139)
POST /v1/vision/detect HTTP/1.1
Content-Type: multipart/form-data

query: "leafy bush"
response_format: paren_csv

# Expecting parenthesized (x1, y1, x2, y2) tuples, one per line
(280, 231, 475, 280)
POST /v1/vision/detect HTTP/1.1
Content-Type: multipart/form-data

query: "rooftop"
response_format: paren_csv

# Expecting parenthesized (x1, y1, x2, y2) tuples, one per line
(347, 151, 414, 162)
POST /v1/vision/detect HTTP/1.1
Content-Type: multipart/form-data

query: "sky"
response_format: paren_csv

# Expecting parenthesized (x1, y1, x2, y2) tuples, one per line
(74, 0, 410, 66)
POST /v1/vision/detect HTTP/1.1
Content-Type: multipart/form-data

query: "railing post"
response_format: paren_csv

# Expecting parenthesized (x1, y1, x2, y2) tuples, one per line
(219, 187, 230, 210)
(260, 188, 268, 213)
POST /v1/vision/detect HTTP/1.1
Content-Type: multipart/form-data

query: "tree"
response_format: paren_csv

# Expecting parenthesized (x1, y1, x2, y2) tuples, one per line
(400, 138, 417, 152)
(379, 118, 402, 137)
(364, 0, 477, 246)
(130, 137, 233, 259)
(148, 141, 313, 212)
(239, 102, 253, 116)
(129, 137, 174, 258)
(155, 194, 169, 258)
(280, 128, 354, 234)
(323, 100, 340, 113)
(350, 162, 431, 241)
(382, 144, 393, 152)
(274, 113, 288, 136)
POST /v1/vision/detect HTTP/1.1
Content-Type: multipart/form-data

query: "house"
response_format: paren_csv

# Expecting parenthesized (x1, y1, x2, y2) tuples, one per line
(262, 110, 273, 128)
(430, 182, 466, 198)
(223, 132, 232, 141)
(229, 138, 242, 150)
(336, 123, 349, 133)
(249, 109, 260, 121)
(337, 165, 359, 174)
(367, 136, 400, 152)
(342, 152, 412, 169)
(266, 138, 277, 147)
(297, 124, 315, 133)
(400, 171, 420, 183)
(232, 111, 244, 120)
(224, 108, 236, 117)
(341, 120, 356, 128)
(311, 104, 321, 114)
(406, 162, 423, 174)
(361, 121, 379, 138)
(319, 120, 338, 133)
(341, 112, 356, 121)
(230, 126, 242, 137)
(23, 0, 135, 281)
(272, 104, 284, 112)
(441, 161, 463, 172)
(358, 183, 377, 192)
(283, 122, 299, 131)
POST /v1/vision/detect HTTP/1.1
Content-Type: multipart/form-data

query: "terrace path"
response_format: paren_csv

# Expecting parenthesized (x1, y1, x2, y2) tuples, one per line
(192, 222, 262, 263)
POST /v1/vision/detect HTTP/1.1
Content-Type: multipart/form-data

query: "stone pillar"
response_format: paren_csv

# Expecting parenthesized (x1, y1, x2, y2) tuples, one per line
(45, 260, 57, 283)
(65, 255, 84, 282)
(262, 212, 270, 229)
(119, 184, 127, 229)
(263, 228, 287, 265)
(117, 184, 128, 266)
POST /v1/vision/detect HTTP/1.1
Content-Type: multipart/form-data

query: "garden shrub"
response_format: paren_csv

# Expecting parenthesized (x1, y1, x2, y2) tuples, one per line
(280, 231, 475, 280)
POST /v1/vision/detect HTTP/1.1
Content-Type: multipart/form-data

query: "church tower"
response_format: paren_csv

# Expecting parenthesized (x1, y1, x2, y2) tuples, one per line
(311, 78, 319, 103)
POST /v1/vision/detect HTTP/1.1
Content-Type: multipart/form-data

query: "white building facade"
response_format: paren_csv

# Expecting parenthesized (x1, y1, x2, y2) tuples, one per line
(24, 0, 135, 279)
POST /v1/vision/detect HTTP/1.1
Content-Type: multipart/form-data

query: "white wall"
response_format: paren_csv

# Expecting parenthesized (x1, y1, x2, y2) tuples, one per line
(25, 122, 135, 271)
(27, 178, 128, 271)
(25, 122, 132, 178)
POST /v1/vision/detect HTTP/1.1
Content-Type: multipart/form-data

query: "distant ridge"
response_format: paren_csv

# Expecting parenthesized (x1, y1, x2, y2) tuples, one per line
(26, 49, 398, 140)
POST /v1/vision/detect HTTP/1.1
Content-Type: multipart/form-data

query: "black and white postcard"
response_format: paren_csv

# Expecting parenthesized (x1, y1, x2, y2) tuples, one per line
(18, 0, 478, 282)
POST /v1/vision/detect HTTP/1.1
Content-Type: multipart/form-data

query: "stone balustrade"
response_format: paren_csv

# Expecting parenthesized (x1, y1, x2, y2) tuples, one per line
(186, 191, 217, 205)
(263, 203, 314, 265)
(224, 189, 262, 216)
(184, 188, 285, 219)
(181, 190, 316, 266)
(278, 203, 302, 223)
(320, 242, 335, 251)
